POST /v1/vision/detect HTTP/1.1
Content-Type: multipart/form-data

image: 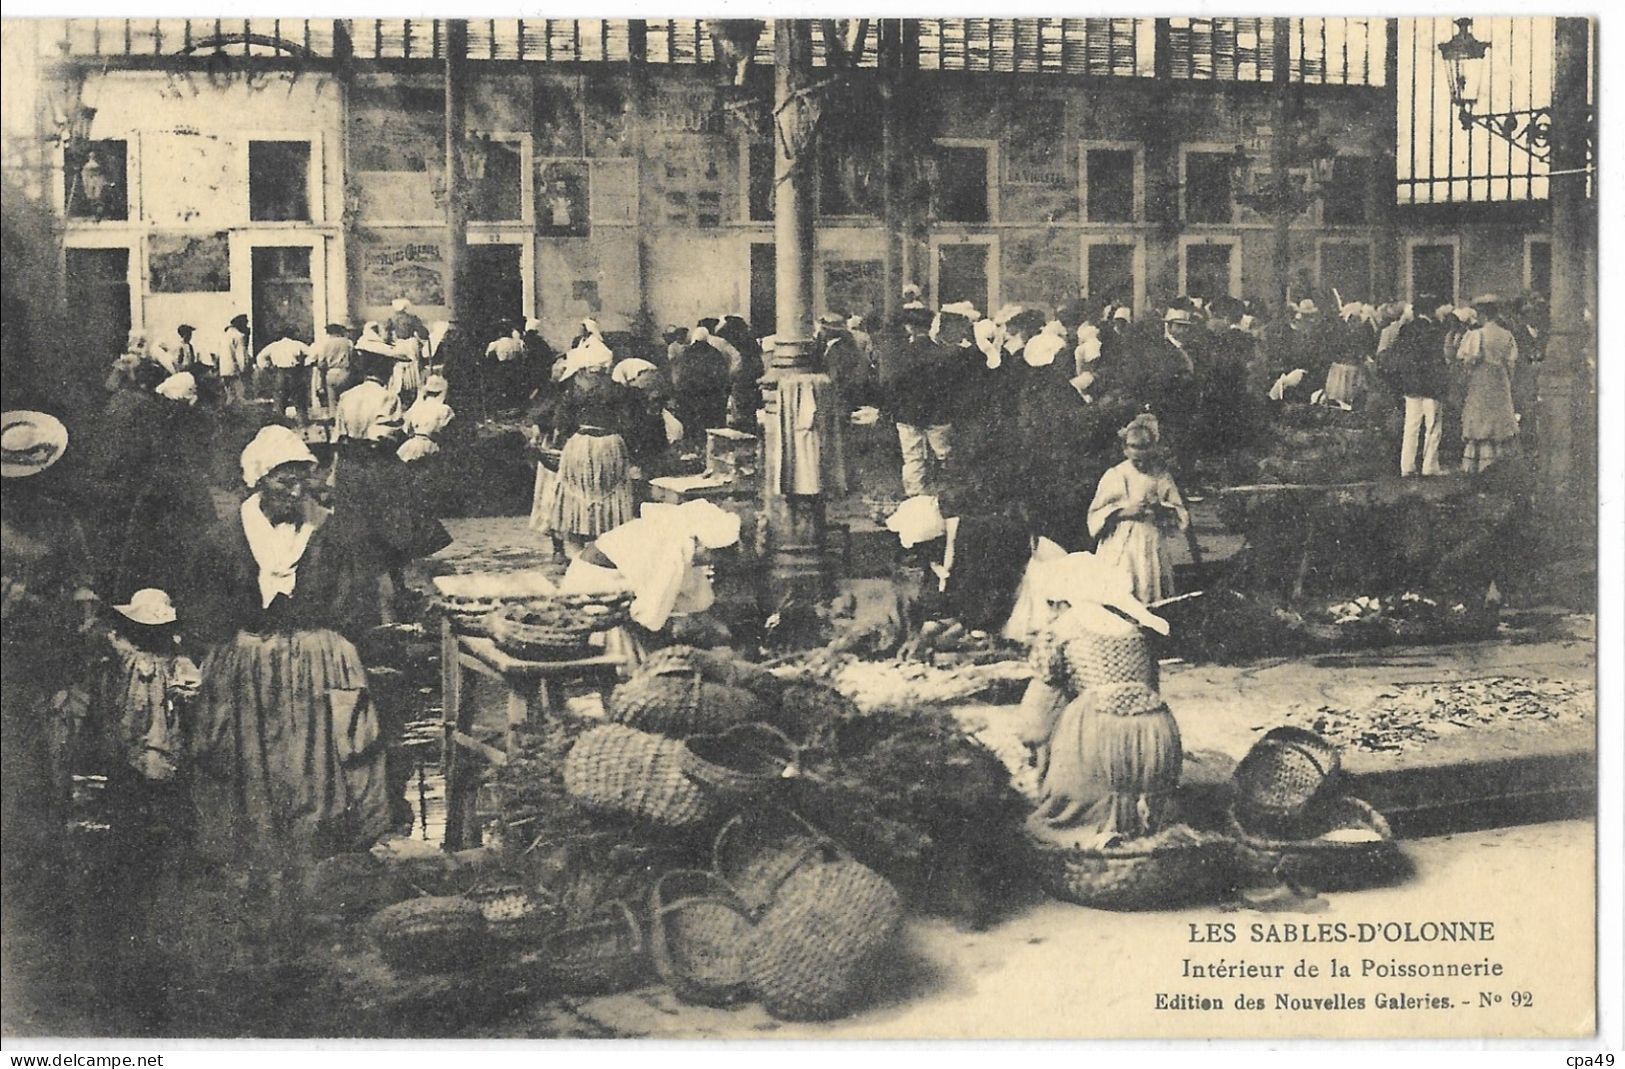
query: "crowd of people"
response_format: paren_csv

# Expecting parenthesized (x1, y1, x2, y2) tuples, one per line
(0, 271, 1554, 988)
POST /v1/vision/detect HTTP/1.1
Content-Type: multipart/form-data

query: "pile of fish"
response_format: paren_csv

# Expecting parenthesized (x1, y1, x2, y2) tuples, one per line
(1289, 676, 1590, 753)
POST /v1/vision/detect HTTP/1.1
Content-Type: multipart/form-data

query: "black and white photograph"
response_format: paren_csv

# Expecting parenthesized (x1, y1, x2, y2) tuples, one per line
(0, 12, 1613, 1049)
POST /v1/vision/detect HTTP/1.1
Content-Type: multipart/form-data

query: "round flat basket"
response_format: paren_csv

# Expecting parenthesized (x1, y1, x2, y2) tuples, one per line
(1232, 726, 1342, 828)
(542, 900, 646, 995)
(713, 809, 838, 914)
(1026, 826, 1234, 912)
(366, 896, 488, 973)
(488, 603, 595, 661)
(681, 723, 799, 800)
(743, 859, 903, 1022)
(563, 724, 714, 829)
(649, 869, 755, 1007)
(1228, 796, 1400, 893)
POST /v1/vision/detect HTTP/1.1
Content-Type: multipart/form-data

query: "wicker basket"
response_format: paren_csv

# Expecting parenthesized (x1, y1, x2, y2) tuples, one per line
(642, 646, 785, 701)
(713, 809, 839, 913)
(366, 896, 489, 973)
(1228, 796, 1401, 892)
(1026, 825, 1234, 911)
(649, 869, 755, 1007)
(1063, 629, 1158, 691)
(465, 881, 559, 948)
(1233, 726, 1343, 828)
(608, 672, 761, 738)
(681, 723, 799, 799)
(743, 859, 904, 1021)
(562, 724, 715, 829)
(488, 602, 597, 661)
(542, 900, 647, 995)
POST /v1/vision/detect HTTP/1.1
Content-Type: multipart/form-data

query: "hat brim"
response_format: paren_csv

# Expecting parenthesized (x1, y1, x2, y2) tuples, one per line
(0, 411, 69, 479)
(113, 604, 177, 626)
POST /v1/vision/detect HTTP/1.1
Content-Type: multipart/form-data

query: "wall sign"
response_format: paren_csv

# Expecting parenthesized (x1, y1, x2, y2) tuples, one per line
(148, 231, 231, 293)
(362, 239, 446, 306)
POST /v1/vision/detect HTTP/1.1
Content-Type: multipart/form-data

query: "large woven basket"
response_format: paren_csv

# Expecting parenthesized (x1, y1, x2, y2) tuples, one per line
(1027, 825, 1234, 911)
(1063, 628, 1158, 691)
(743, 859, 903, 1021)
(1232, 726, 1342, 829)
(713, 808, 839, 914)
(563, 724, 715, 828)
(641, 646, 785, 700)
(541, 900, 647, 995)
(681, 723, 799, 800)
(487, 602, 597, 661)
(366, 896, 489, 973)
(649, 869, 755, 1007)
(608, 672, 761, 738)
(1228, 796, 1401, 893)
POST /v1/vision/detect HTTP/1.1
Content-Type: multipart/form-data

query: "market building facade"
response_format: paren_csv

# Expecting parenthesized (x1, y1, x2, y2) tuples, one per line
(13, 17, 1410, 369)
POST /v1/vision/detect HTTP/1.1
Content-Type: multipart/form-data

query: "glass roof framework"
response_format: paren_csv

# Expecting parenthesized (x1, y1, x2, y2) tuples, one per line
(39, 19, 1587, 203)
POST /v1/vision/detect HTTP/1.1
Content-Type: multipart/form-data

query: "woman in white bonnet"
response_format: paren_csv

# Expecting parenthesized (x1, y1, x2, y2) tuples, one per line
(178, 425, 392, 873)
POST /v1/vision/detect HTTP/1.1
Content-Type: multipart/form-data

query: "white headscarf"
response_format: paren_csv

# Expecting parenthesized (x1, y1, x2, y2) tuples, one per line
(558, 335, 615, 380)
(156, 372, 198, 405)
(1022, 332, 1067, 369)
(239, 425, 315, 488)
(885, 495, 947, 548)
(611, 358, 659, 386)
(1027, 551, 1169, 635)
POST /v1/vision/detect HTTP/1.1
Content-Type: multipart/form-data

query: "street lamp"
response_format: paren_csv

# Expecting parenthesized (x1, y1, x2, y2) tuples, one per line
(1437, 17, 1557, 163)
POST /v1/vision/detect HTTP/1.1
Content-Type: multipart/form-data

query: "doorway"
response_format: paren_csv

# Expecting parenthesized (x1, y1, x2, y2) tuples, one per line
(65, 248, 131, 366)
(251, 246, 314, 347)
(1320, 242, 1373, 305)
(935, 242, 992, 312)
(749, 241, 776, 335)
(1409, 242, 1457, 306)
(465, 244, 525, 345)
(1183, 242, 1237, 303)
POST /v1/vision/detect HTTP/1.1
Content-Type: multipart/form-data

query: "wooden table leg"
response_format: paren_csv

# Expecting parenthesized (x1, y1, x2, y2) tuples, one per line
(442, 623, 474, 851)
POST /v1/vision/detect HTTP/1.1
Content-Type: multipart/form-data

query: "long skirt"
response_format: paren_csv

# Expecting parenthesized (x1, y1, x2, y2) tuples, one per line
(191, 629, 390, 866)
(1461, 434, 1520, 474)
(1036, 690, 1182, 838)
(544, 432, 635, 540)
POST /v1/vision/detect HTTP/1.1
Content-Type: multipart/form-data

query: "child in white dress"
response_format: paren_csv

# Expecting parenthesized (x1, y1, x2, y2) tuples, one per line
(1087, 414, 1189, 604)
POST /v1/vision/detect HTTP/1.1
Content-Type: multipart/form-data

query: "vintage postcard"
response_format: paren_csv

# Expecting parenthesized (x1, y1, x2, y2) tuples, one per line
(0, 13, 1605, 1047)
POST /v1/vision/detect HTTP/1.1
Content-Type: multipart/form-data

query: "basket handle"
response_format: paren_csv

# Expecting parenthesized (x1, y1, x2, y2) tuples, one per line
(650, 868, 749, 919)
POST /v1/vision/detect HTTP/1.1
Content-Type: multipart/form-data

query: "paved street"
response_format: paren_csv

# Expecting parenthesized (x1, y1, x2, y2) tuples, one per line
(479, 819, 1595, 1040)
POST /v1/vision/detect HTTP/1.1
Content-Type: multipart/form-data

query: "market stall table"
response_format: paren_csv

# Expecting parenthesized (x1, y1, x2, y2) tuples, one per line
(440, 618, 624, 850)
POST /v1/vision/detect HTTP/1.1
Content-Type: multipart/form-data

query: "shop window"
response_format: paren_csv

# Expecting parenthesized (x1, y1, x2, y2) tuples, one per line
(65, 139, 128, 220)
(1086, 242, 1137, 306)
(933, 143, 991, 224)
(1184, 151, 1234, 224)
(1184, 242, 1235, 300)
(748, 139, 775, 221)
(1085, 149, 1137, 223)
(469, 137, 523, 223)
(1322, 156, 1371, 225)
(936, 242, 992, 311)
(249, 141, 311, 222)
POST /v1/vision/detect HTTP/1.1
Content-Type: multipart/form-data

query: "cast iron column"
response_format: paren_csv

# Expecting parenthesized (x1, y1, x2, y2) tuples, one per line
(1539, 18, 1592, 507)
(444, 19, 469, 330)
(1270, 17, 1293, 312)
(760, 19, 838, 607)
